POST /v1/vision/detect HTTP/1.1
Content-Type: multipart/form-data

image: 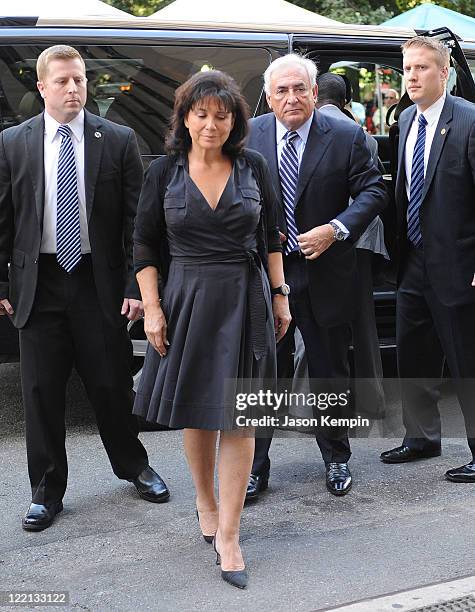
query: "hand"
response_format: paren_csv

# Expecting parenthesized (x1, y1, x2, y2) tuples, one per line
(297, 224, 335, 260)
(272, 295, 291, 343)
(279, 231, 287, 244)
(121, 298, 144, 321)
(143, 304, 169, 357)
(472, 273, 475, 287)
(0, 299, 13, 316)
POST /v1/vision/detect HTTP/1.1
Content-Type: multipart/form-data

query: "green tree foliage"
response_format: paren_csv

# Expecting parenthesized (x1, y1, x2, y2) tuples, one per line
(291, 0, 397, 24)
(104, 0, 173, 17)
(396, 0, 474, 17)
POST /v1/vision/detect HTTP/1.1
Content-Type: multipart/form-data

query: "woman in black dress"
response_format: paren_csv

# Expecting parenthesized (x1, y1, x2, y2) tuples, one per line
(133, 71, 290, 588)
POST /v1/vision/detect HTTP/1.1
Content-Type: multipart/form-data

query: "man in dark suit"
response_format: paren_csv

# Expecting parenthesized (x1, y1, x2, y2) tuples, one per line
(380, 36, 475, 481)
(246, 54, 387, 498)
(0, 45, 170, 531)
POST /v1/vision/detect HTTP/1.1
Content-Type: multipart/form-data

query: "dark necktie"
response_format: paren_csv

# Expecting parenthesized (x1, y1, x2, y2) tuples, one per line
(407, 113, 428, 248)
(279, 130, 300, 255)
(56, 124, 81, 273)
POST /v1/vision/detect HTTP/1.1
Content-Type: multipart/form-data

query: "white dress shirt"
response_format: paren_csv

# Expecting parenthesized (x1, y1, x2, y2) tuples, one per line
(405, 91, 446, 201)
(41, 109, 90, 254)
(275, 113, 349, 239)
(276, 114, 313, 167)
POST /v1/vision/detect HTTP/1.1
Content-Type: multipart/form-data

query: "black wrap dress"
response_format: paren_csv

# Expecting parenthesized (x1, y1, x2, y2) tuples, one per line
(133, 151, 282, 430)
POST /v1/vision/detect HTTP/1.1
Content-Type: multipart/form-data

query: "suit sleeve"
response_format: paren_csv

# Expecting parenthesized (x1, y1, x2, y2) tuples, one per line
(121, 128, 143, 299)
(367, 134, 379, 168)
(0, 131, 13, 300)
(335, 126, 387, 241)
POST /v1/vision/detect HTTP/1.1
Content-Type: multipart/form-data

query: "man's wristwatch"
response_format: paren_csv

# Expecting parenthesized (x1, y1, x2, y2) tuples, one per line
(329, 221, 346, 241)
(271, 283, 290, 297)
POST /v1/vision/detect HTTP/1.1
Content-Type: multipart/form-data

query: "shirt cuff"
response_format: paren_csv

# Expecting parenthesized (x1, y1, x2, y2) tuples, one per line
(330, 219, 350, 240)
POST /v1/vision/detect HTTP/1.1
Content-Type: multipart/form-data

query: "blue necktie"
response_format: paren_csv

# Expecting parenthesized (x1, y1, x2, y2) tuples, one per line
(407, 113, 428, 248)
(56, 125, 81, 273)
(279, 130, 300, 255)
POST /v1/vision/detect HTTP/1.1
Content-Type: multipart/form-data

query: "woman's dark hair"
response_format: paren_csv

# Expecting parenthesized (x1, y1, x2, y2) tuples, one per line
(165, 70, 250, 158)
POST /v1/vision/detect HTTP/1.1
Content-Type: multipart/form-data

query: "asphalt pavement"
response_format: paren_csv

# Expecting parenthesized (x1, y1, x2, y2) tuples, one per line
(1, 363, 474, 611)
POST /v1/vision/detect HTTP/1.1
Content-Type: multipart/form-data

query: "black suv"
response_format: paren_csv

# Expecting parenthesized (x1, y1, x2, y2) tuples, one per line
(1, 16, 474, 368)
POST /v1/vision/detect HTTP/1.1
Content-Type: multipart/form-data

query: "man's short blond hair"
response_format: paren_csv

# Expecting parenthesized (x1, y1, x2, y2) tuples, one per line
(401, 36, 450, 69)
(36, 45, 86, 81)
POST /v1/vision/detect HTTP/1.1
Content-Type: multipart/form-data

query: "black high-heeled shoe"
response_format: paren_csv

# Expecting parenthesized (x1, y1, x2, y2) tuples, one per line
(195, 509, 215, 544)
(212, 537, 248, 589)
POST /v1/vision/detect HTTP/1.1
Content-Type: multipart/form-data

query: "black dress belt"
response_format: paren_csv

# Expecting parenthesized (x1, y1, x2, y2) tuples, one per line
(172, 251, 267, 360)
(39, 253, 92, 265)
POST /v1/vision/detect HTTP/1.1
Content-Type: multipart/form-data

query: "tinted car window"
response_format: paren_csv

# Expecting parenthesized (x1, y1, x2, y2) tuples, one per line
(0, 45, 270, 158)
(325, 60, 403, 136)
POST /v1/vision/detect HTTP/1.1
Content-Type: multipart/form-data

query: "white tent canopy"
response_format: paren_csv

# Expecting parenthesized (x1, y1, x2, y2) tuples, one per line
(0, 0, 131, 18)
(35, 15, 415, 39)
(149, 0, 341, 26)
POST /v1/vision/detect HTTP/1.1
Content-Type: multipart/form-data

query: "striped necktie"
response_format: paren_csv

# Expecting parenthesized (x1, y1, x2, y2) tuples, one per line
(56, 124, 81, 273)
(279, 130, 300, 255)
(407, 113, 427, 248)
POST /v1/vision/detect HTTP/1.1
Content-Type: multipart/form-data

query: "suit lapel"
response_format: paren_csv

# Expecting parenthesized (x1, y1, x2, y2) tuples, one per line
(84, 109, 105, 221)
(26, 114, 45, 227)
(258, 115, 282, 205)
(395, 107, 415, 209)
(422, 95, 453, 201)
(397, 106, 416, 189)
(294, 111, 331, 206)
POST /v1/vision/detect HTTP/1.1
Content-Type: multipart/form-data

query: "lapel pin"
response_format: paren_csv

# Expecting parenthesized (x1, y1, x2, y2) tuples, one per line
(441, 128, 446, 135)
(94, 131, 102, 139)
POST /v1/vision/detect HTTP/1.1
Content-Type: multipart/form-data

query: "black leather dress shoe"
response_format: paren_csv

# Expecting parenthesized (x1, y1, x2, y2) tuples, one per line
(445, 462, 475, 482)
(245, 473, 269, 501)
(380, 445, 441, 464)
(129, 466, 170, 503)
(22, 502, 63, 531)
(326, 463, 352, 496)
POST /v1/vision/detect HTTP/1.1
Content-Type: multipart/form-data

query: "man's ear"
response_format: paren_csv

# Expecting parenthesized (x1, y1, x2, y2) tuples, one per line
(313, 83, 318, 103)
(37, 81, 45, 98)
(266, 93, 273, 111)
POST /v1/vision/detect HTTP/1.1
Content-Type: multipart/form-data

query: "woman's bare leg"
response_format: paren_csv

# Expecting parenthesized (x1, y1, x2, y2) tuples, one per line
(183, 428, 219, 537)
(216, 429, 254, 570)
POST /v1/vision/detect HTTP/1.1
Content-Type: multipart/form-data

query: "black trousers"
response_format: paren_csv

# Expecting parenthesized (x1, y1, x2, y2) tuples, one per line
(252, 253, 352, 476)
(19, 255, 148, 505)
(397, 248, 475, 458)
(351, 249, 386, 418)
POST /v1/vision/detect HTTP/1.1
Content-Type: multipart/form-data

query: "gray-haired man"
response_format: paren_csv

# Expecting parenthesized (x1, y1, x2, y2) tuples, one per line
(247, 54, 387, 498)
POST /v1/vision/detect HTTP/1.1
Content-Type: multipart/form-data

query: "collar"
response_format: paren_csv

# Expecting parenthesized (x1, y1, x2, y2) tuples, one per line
(318, 103, 340, 111)
(415, 91, 446, 127)
(276, 113, 313, 146)
(44, 108, 85, 143)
